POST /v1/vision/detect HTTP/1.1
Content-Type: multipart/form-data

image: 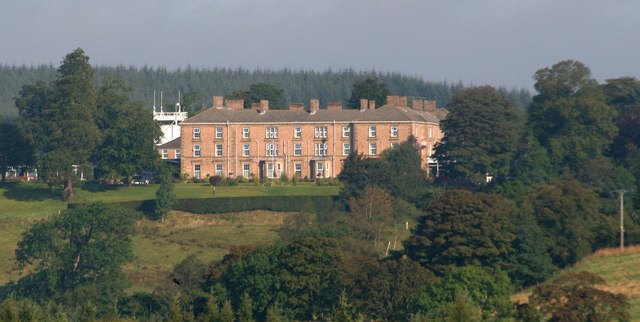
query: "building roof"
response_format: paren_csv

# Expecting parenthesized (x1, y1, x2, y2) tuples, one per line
(158, 137, 181, 149)
(181, 105, 444, 125)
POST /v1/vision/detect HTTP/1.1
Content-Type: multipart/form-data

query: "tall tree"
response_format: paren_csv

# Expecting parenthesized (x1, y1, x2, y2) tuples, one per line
(434, 86, 521, 186)
(16, 48, 100, 199)
(0, 122, 35, 183)
(527, 60, 618, 175)
(346, 77, 391, 109)
(94, 75, 162, 183)
(603, 77, 640, 179)
(226, 83, 285, 109)
(403, 190, 515, 274)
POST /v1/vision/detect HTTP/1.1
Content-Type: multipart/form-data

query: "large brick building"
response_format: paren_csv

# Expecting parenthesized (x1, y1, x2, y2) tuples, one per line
(175, 95, 445, 180)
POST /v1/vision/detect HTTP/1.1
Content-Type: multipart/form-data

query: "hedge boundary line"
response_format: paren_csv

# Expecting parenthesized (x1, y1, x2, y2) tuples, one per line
(68, 195, 337, 215)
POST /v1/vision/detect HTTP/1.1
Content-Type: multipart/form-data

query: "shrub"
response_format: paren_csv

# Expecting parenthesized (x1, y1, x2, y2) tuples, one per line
(280, 173, 290, 184)
(209, 176, 223, 186)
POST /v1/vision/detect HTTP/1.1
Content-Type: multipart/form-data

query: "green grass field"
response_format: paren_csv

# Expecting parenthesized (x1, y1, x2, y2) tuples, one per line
(0, 181, 339, 286)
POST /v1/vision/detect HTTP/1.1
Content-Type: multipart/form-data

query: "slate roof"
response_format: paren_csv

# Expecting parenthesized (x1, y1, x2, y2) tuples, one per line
(158, 137, 181, 149)
(182, 105, 445, 124)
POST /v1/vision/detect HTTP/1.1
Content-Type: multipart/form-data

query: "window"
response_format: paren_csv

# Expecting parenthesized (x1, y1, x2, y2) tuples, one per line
(369, 142, 377, 155)
(193, 128, 201, 139)
(242, 128, 250, 139)
(193, 164, 201, 179)
(193, 144, 201, 157)
(243, 164, 250, 178)
(294, 127, 301, 138)
(315, 143, 328, 156)
(215, 144, 223, 157)
(315, 126, 328, 138)
(266, 127, 278, 138)
(175, 149, 181, 159)
(277, 164, 282, 177)
(215, 127, 223, 139)
(342, 126, 350, 138)
(294, 143, 302, 156)
(316, 162, 324, 178)
(390, 142, 398, 149)
(243, 144, 250, 157)
(342, 143, 350, 155)
(215, 164, 223, 176)
(266, 143, 278, 156)
(429, 127, 433, 139)
(294, 163, 302, 175)
(390, 126, 398, 138)
(162, 149, 168, 159)
(267, 163, 275, 178)
(369, 126, 376, 138)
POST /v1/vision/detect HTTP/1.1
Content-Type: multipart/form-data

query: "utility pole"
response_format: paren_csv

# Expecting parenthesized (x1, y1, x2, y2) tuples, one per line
(612, 190, 630, 250)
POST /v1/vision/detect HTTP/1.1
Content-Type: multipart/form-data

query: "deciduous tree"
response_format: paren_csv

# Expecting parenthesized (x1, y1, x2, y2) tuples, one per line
(346, 77, 390, 109)
(0, 122, 35, 183)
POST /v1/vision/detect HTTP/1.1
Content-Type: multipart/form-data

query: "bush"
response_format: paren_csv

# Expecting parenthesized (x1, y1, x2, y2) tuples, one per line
(209, 176, 223, 186)
(280, 173, 290, 184)
(175, 195, 337, 214)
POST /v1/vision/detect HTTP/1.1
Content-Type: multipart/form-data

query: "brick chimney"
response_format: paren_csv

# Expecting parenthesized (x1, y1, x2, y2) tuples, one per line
(398, 96, 407, 107)
(289, 102, 304, 111)
(386, 96, 396, 106)
(259, 99, 269, 114)
(369, 100, 376, 110)
(424, 100, 436, 114)
(213, 96, 224, 108)
(227, 99, 244, 109)
(309, 99, 320, 114)
(360, 98, 368, 111)
(412, 99, 424, 111)
(326, 102, 342, 110)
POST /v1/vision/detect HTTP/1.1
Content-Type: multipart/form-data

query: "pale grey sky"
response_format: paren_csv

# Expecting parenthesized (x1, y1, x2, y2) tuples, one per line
(2, 0, 639, 90)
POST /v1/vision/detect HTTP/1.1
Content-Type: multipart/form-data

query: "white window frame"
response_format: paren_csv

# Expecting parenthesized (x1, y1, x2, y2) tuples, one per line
(162, 149, 168, 159)
(390, 126, 398, 138)
(294, 163, 302, 175)
(266, 143, 278, 156)
(342, 143, 350, 155)
(316, 162, 324, 178)
(315, 126, 328, 138)
(215, 127, 223, 139)
(342, 126, 350, 138)
(294, 143, 302, 156)
(242, 127, 250, 139)
(369, 126, 376, 138)
(266, 127, 278, 138)
(215, 163, 223, 176)
(175, 149, 181, 159)
(193, 144, 201, 157)
(294, 127, 302, 138)
(243, 144, 250, 157)
(315, 143, 328, 156)
(391, 142, 398, 149)
(243, 164, 250, 178)
(215, 144, 223, 157)
(193, 128, 201, 139)
(369, 142, 377, 155)
(194, 164, 201, 179)
(267, 163, 275, 178)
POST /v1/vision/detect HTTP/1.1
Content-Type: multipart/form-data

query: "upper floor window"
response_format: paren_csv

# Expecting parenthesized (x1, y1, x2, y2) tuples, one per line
(343, 143, 350, 155)
(294, 127, 302, 138)
(175, 149, 181, 159)
(294, 143, 302, 156)
(242, 144, 250, 157)
(266, 127, 278, 138)
(193, 128, 201, 139)
(369, 126, 376, 138)
(342, 126, 350, 138)
(242, 128, 250, 139)
(315, 143, 328, 156)
(369, 142, 377, 155)
(215, 144, 223, 157)
(390, 126, 398, 138)
(315, 126, 328, 138)
(215, 127, 223, 139)
(162, 149, 168, 159)
(193, 144, 201, 157)
(266, 143, 278, 156)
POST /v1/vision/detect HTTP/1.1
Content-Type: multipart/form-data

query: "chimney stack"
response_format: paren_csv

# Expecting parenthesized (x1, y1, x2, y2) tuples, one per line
(309, 99, 320, 114)
(227, 99, 244, 109)
(213, 96, 224, 108)
(259, 100, 269, 114)
(424, 100, 436, 114)
(412, 99, 424, 111)
(369, 100, 376, 110)
(360, 98, 368, 111)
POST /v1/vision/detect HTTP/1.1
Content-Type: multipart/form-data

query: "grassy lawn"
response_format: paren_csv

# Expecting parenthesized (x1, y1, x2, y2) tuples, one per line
(513, 246, 640, 320)
(0, 181, 339, 286)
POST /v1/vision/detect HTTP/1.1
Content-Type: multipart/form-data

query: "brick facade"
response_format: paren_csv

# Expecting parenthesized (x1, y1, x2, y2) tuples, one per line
(178, 96, 444, 180)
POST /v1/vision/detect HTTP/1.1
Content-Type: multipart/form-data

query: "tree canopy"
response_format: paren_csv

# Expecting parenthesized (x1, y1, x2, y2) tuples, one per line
(0, 121, 35, 182)
(346, 77, 391, 109)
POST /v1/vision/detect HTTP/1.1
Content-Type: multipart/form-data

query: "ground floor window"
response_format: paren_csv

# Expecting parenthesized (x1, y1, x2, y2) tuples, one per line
(215, 163, 223, 176)
(175, 149, 181, 159)
(316, 162, 324, 178)
(194, 164, 201, 179)
(162, 149, 168, 159)
(243, 164, 250, 178)
(267, 163, 275, 178)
